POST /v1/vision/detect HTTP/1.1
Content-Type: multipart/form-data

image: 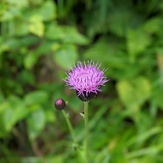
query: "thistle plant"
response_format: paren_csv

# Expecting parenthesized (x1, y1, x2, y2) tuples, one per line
(65, 61, 108, 101)
(55, 61, 108, 163)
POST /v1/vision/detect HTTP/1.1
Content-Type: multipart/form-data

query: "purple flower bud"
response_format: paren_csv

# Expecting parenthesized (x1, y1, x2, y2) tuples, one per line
(65, 61, 109, 101)
(55, 98, 66, 110)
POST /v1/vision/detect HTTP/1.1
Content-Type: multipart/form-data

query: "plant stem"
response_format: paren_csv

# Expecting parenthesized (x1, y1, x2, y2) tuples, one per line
(84, 101, 89, 163)
(62, 110, 77, 144)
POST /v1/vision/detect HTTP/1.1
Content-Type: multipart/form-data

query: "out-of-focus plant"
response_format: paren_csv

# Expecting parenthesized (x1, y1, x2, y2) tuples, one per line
(0, 0, 88, 161)
(0, 0, 163, 162)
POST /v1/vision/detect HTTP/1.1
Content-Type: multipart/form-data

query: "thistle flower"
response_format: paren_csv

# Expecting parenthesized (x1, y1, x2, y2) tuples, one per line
(65, 61, 108, 101)
(55, 98, 66, 110)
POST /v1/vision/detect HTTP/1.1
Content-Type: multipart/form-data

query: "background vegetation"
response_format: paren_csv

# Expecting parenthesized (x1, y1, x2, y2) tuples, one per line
(0, 0, 163, 162)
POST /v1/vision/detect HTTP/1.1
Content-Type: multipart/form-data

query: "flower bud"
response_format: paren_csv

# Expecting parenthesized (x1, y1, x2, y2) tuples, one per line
(55, 98, 66, 110)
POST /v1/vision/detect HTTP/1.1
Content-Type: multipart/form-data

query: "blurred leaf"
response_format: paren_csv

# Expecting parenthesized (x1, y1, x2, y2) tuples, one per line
(108, 2, 133, 37)
(15, 20, 29, 36)
(29, 0, 43, 5)
(17, 70, 35, 85)
(46, 23, 89, 44)
(24, 91, 48, 106)
(83, 37, 142, 80)
(142, 17, 163, 34)
(4, 38, 20, 50)
(45, 109, 55, 123)
(84, 37, 125, 67)
(0, 103, 13, 132)
(0, 3, 7, 16)
(61, 27, 89, 45)
(94, 148, 110, 163)
(39, 0, 57, 21)
(1, 96, 28, 132)
(116, 77, 151, 109)
(45, 156, 64, 163)
(126, 127, 162, 148)
(53, 44, 78, 69)
(1, 7, 21, 21)
(127, 28, 151, 61)
(34, 41, 52, 55)
(45, 23, 64, 40)
(21, 157, 42, 163)
(24, 52, 38, 69)
(27, 109, 46, 140)
(5, 0, 28, 8)
(151, 87, 163, 109)
(126, 145, 163, 159)
(29, 15, 44, 37)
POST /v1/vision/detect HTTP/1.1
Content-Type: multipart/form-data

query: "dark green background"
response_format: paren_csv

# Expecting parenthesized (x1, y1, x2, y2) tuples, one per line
(0, 0, 163, 162)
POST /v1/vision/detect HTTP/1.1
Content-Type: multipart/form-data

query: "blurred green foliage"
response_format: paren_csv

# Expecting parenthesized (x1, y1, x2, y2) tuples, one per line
(0, 0, 163, 162)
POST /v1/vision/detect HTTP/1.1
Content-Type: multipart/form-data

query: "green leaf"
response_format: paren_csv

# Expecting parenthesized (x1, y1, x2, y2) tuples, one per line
(83, 37, 126, 70)
(61, 27, 89, 45)
(116, 77, 151, 110)
(24, 91, 48, 106)
(126, 145, 163, 159)
(46, 24, 89, 44)
(1, 7, 21, 21)
(27, 109, 46, 140)
(45, 23, 64, 40)
(53, 44, 78, 69)
(24, 52, 38, 69)
(45, 156, 64, 163)
(108, 4, 133, 37)
(142, 17, 162, 34)
(2, 108, 13, 131)
(127, 28, 151, 61)
(45, 109, 55, 123)
(29, 15, 44, 37)
(15, 20, 29, 36)
(94, 148, 110, 163)
(39, 0, 57, 21)
(151, 87, 163, 109)
(1, 96, 28, 132)
(5, 0, 28, 8)
(29, 0, 43, 5)
(0, 3, 7, 16)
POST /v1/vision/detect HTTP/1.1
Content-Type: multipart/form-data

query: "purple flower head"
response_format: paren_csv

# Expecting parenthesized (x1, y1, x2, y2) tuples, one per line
(65, 61, 109, 101)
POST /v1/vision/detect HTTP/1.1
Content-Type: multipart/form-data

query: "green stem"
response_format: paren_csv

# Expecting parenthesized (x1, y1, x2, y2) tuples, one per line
(62, 110, 77, 143)
(84, 101, 89, 163)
